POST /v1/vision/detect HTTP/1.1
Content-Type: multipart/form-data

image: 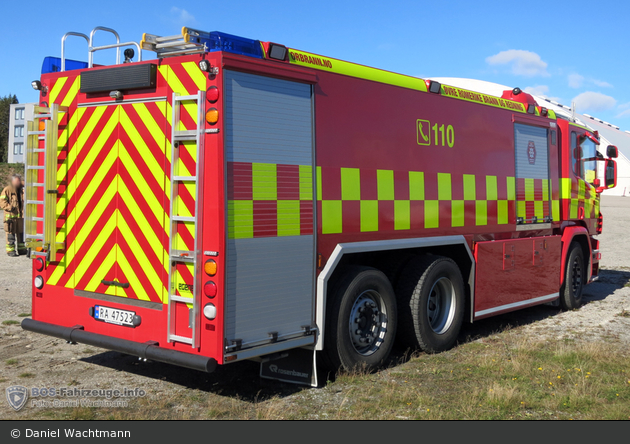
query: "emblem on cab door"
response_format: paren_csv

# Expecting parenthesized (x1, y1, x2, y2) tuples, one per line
(527, 141, 536, 165)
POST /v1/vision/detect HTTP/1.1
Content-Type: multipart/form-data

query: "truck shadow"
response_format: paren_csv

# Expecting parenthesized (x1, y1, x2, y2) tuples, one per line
(80, 268, 630, 402)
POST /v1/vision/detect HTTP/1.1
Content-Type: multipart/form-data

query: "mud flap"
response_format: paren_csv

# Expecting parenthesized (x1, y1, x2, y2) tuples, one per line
(260, 347, 318, 387)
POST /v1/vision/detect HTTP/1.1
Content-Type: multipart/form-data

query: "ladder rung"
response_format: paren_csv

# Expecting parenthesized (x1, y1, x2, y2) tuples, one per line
(171, 253, 195, 263)
(28, 131, 46, 136)
(172, 216, 196, 223)
(169, 335, 193, 345)
(169, 295, 193, 303)
(172, 175, 197, 182)
(155, 34, 183, 43)
(33, 183, 44, 187)
(27, 166, 44, 170)
(25, 234, 44, 240)
(30, 251, 48, 257)
(174, 131, 198, 141)
(35, 113, 52, 119)
(31, 217, 44, 222)
(174, 94, 198, 102)
(26, 200, 44, 205)
(156, 41, 199, 50)
(33, 149, 45, 153)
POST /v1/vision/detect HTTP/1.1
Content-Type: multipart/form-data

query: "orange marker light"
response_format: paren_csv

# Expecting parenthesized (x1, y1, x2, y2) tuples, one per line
(204, 259, 217, 276)
(205, 108, 219, 125)
(38, 120, 46, 131)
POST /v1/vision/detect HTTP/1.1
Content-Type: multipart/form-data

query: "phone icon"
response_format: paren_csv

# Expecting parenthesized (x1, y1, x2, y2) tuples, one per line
(417, 119, 431, 146)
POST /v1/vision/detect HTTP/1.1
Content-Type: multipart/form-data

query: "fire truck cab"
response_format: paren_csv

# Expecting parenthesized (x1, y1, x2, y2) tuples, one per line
(22, 26, 617, 386)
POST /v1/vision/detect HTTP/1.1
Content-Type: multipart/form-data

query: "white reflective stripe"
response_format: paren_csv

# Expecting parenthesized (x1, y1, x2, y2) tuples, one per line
(474, 293, 559, 318)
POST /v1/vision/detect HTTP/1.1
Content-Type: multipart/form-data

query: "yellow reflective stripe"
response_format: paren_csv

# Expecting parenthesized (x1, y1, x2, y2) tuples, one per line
(288, 49, 428, 93)
(425, 200, 439, 228)
(497, 200, 509, 224)
(252, 163, 277, 200)
(552, 200, 560, 222)
(476, 200, 487, 226)
(117, 215, 163, 300)
(463, 175, 476, 200)
(394, 200, 410, 230)
(84, 243, 117, 293)
(299, 165, 313, 200)
(517, 200, 527, 219)
(438, 173, 451, 200)
(341, 167, 361, 201)
(360, 200, 378, 232)
(181, 61, 206, 91)
(117, 179, 168, 273)
(534, 200, 544, 219)
(61, 77, 80, 108)
(377, 170, 394, 200)
(228, 200, 253, 239)
(452, 200, 465, 227)
(507, 177, 516, 200)
(322, 200, 342, 234)
(49, 77, 68, 104)
(486, 176, 498, 200)
(409, 171, 425, 200)
(316, 166, 322, 201)
(277, 200, 301, 237)
(524, 178, 535, 201)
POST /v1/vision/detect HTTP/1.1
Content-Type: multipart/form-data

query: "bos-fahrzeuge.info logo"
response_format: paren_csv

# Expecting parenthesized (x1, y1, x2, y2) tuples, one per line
(6, 385, 28, 411)
(6, 385, 146, 411)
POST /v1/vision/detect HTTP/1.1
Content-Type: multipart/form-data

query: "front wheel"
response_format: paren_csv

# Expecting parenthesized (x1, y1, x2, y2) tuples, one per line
(324, 266, 397, 371)
(559, 242, 585, 310)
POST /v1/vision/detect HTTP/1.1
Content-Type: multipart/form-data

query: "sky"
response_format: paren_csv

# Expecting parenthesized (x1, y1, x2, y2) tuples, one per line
(1, 0, 629, 128)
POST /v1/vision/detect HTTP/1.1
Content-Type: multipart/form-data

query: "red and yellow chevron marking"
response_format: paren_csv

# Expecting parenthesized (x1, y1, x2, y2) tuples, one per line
(45, 60, 206, 303)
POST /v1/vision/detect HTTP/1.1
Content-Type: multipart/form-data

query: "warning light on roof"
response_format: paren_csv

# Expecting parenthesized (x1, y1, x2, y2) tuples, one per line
(527, 104, 536, 114)
(428, 81, 442, 94)
(267, 43, 288, 61)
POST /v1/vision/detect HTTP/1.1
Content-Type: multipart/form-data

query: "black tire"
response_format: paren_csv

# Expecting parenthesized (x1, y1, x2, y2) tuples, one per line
(559, 242, 585, 310)
(323, 266, 397, 371)
(396, 255, 465, 353)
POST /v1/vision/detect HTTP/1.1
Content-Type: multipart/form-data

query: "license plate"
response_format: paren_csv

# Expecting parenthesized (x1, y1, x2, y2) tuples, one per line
(93, 305, 135, 327)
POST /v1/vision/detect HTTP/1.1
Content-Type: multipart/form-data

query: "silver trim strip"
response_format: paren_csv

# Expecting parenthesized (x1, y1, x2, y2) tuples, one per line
(78, 96, 168, 108)
(474, 292, 559, 318)
(224, 335, 316, 361)
(516, 223, 552, 231)
(315, 235, 475, 350)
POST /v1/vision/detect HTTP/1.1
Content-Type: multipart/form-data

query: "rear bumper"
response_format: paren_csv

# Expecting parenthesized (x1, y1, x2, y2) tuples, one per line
(21, 318, 217, 373)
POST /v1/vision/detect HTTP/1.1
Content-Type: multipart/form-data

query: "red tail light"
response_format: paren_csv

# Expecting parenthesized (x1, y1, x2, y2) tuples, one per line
(596, 212, 603, 235)
(204, 281, 217, 298)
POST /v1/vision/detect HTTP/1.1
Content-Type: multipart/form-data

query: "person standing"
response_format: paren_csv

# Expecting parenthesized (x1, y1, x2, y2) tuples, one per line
(1, 174, 25, 257)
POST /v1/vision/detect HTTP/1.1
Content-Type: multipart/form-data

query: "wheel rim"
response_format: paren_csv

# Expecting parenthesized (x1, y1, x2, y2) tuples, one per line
(348, 290, 388, 356)
(427, 277, 456, 334)
(571, 256, 582, 296)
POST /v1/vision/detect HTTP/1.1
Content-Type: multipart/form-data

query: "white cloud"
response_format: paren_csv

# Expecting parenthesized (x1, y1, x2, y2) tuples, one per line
(572, 91, 616, 112)
(593, 79, 613, 88)
(568, 73, 584, 88)
(616, 102, 630, 118)
(170, 7, 196, 25)
(485, 50, 549, 77)
(523, 85, 563, 103)
(568, 73, 612, 89)
(523, 85, 549, 96)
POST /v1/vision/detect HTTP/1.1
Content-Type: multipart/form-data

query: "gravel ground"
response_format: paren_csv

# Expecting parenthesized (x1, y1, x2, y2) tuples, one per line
(0, 195, 628, 418)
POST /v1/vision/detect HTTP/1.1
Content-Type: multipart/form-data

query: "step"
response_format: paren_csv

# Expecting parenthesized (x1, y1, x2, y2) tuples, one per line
(168, 334, 193, 345)
(26, 166, 44, 170)
(27, 131, 46, 136)
(172, 215, 196, 223)
(26, 200, 44, 205)
(174, 130, 198, 141)
(174, 94, 198, 102)
(172, 175, 197, 182)
(169, 295, 195, 304)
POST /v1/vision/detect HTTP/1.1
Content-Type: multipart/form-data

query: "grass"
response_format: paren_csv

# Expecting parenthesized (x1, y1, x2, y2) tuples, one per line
(5, 358, 18, 365)
(18, 372, 35, 378)
(617, 309, 630, 318)
(17, 313, 31, 317)
(10, 330, 630, 420)
(2, 320, 20, 325)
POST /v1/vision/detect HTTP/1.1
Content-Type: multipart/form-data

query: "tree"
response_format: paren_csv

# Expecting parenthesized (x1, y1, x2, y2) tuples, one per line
(0, 94, 19, 163)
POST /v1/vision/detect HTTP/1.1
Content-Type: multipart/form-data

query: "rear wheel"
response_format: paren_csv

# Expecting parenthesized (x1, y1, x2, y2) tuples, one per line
(324, 266, 397, 371)
(560, 242, 585, 310)
(396, 255, 465, 353)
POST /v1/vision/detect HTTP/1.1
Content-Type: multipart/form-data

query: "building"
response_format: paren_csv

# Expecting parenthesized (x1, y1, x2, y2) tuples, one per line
(8, 103, 36, 164)
(430, 78, 630, 196)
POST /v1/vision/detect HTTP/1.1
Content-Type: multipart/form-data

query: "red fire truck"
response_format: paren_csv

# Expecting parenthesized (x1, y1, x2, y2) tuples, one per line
(22, 26, 618, 386)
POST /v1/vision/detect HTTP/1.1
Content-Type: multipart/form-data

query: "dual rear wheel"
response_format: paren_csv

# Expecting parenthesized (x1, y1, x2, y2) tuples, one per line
(324, 256, 465, 371)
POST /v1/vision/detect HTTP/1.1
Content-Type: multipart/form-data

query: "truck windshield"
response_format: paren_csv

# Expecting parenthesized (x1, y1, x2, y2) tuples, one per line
(579, 137, 598, 185)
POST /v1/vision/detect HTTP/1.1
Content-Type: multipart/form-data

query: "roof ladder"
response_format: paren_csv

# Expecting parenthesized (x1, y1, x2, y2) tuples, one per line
(166, 91, 206, 348)
(24, 104, 67, 261)
(141, 28, 207, 58)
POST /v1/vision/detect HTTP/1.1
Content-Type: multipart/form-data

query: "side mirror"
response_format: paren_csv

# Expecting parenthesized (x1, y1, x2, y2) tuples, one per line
(606, 145, 618, 158)
(605, 159, 617, 189)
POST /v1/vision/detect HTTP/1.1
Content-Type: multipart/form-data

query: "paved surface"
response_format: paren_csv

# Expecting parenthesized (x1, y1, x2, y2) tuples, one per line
(0, 195, 628, 418)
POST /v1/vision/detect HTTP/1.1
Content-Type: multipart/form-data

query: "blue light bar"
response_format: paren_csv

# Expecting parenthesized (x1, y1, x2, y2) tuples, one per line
(185, 29, 263, 59)
(42, 56, 88, 74)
